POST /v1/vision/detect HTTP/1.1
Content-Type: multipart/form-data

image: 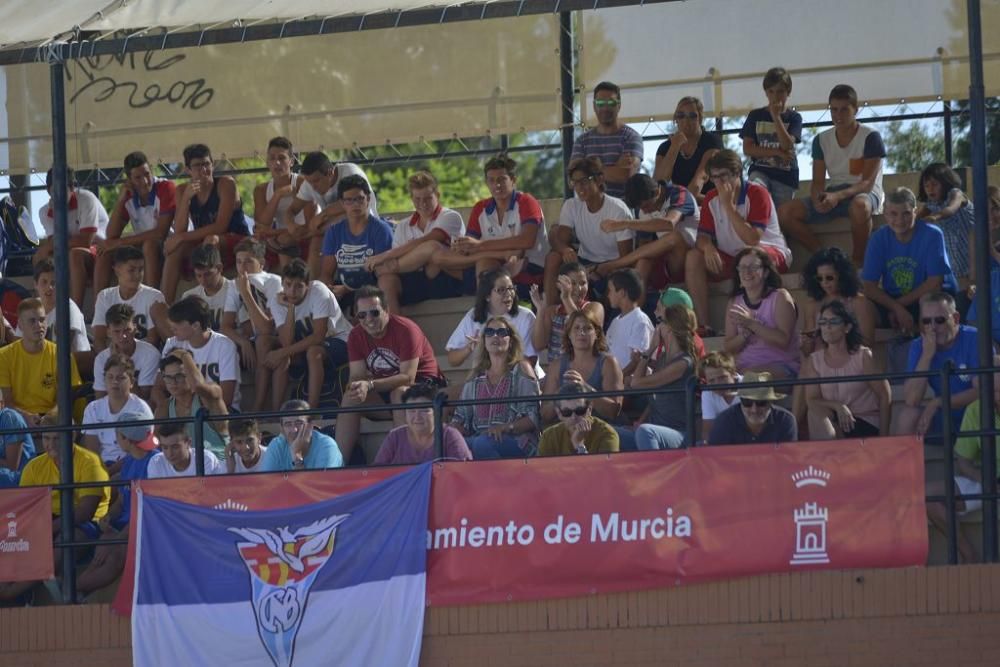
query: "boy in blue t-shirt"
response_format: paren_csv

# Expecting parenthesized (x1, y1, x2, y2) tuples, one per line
(740, 67, 802, 207)
(76, 412, 157, 596)
(899, 293, 980, 441)
(862, 187, 957, 336)
(0, 404, 35, 487)
(319, 174, 396, 311)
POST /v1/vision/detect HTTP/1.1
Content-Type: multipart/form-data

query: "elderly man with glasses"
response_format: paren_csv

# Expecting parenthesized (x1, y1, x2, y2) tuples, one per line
(706, 371, 797, 445)
(897, 291, 980, 441)
(538, 383, 619, 456)
(336, 285, 446, 464)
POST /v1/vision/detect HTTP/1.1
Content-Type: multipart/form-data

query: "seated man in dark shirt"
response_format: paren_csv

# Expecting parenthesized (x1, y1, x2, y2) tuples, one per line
(707, 371, 797, 445)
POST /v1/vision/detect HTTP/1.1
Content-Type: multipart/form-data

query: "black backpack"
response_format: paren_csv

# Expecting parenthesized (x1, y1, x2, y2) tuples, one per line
(0, 196, 38, 277)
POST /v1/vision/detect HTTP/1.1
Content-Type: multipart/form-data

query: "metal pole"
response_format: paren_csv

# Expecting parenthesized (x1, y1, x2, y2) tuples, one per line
(48, 50, 76, 604)
(559, 11, 576, 199)
(194, 408, 207, 476)
(943, 100, 953, 167)
(967, 0, 998, 562)
(433, 391, 446, 460)
(685, 375, 698, 447)
(941, 362, 958, 565)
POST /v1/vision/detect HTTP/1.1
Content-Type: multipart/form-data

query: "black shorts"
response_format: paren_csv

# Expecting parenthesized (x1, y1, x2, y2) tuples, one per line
(400, 270, 463, 306)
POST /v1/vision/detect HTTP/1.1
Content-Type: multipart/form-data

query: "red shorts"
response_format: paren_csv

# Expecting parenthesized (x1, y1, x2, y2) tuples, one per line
(712, 246, 788, 281)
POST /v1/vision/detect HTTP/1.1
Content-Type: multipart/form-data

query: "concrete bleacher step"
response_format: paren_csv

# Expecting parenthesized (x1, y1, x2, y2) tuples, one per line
(400, 295, 474, 354)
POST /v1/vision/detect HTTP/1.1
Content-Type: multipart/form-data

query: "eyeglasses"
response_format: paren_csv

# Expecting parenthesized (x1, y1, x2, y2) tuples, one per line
(816, 274, 837, 283)
(737, 264, 763, 274)
(483, 327, 511, 338)
(357, 308, 383, 320)
(594, 99, 620, 108)
(817, 317, 844, 327)
(921, 316, 949, 325)
(161, 373, 186, 383)
(188, 160, 213, 171)
(674, 112, 699, 120)
(493, 286, 517, 295)
(569, 176, 597, 187)
(342, 195, 367, 206)
(558, 406, 590, 418)
(740, 399, 771, 408)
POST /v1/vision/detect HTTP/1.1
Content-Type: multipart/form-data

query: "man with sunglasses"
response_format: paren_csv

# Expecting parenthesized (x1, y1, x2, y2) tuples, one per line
(337, 285, 444, 464)
(862, 187, 957, 336)
(707, 371, 796, 445)
(898, 292, 980, 440)
(569, 81, 643, 199)
(539, 384, 619, 456)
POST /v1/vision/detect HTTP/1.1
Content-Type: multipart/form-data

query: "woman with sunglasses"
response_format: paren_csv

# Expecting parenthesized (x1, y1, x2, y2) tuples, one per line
(540, 310, 623, 424)
(629, 304, 698, 449)
(538, 383, 620, 456)
(446, 268, 537, 370)
(800, 247, 876, 356)
(653, 96, 723, 202)
(801, 301, 890, 439)
(450, 316, 541, 459)
(724, 247, 800, 378)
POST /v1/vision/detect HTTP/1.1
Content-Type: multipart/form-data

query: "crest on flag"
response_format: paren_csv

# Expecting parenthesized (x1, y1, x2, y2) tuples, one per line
(230, 515, 349, 667)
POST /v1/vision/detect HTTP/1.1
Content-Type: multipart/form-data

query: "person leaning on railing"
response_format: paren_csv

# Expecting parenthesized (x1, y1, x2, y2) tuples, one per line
(538, 384, 619, 456)
(706, 372, 797, 446)
(450, 316, 541, 459)
(373, 383, 472, 465)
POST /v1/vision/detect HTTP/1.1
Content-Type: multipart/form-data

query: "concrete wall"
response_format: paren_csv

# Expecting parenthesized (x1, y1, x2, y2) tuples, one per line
(3, 564, 1000, 666)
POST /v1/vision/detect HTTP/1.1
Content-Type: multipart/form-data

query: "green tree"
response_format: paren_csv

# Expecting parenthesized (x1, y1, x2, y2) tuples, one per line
(883, 120, 946, 174)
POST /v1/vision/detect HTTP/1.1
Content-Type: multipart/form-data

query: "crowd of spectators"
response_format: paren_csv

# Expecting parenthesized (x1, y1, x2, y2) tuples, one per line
(1, 66, 1000, 601)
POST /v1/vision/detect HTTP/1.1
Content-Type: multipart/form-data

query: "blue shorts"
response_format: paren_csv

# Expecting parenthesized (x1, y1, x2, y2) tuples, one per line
(748, 169, 797, 207)
(805, 185, 880, 223)
(400, 270, 463, 306)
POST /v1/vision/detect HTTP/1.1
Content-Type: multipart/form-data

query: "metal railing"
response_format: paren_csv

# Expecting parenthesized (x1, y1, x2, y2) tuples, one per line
(1, 361, 998, 604)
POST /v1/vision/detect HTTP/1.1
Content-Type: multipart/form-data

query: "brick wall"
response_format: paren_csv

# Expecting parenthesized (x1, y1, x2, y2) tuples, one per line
(3, 565, 999, 666)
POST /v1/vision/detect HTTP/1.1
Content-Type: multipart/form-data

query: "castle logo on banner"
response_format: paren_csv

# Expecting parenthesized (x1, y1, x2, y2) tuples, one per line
(131, 464, 431, 667)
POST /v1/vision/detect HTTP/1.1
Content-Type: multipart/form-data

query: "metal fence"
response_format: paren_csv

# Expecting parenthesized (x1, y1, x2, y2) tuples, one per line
(1, 360, 998, 604)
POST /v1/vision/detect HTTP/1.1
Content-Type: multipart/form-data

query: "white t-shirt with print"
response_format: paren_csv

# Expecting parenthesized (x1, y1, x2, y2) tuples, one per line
(182, 278, 235, 331)
(162, 331, 242, 408)
(223, 272, 283, 328)
(92, 285, 166, 341)
(92, 340, 161, 392)
(267, 280, 351, 342)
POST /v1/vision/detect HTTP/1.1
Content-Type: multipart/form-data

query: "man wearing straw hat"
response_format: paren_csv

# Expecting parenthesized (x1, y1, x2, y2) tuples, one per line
(707, 371, 797, 445)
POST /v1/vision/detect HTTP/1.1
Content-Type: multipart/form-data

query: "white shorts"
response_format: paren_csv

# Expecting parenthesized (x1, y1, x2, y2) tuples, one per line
(955, 476, 982, 514)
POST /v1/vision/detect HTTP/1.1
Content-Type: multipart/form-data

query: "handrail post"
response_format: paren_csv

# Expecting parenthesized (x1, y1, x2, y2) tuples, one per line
(685, 375, 698, 447)
(194, 408, 207, 477)
(433, 392, 447, 460)
(941, 361, 958, 565)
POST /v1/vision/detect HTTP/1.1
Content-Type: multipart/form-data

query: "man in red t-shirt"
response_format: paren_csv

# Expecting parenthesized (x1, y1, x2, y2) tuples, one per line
(336, 285, 443, 464)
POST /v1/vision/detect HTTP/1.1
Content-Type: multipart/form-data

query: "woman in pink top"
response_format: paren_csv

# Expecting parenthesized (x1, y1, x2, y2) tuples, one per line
(723, 247, 800, 378)
(801, 301, 890, 439)
(373, 383, 472, 465)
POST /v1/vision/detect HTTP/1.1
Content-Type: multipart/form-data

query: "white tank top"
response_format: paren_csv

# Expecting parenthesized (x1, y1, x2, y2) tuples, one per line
(266, 174, 306, 228)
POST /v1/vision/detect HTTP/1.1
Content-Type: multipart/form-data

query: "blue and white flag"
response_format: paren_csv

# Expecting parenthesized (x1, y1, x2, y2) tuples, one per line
(131, 464, 431, 667)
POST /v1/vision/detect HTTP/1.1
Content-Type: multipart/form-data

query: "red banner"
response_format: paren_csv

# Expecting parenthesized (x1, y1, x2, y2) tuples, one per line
(113, 436, 927, 613)
(0, 486, 54, 582)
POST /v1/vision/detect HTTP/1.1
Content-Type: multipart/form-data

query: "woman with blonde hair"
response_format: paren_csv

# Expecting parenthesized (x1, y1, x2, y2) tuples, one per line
(540, 309, 623, 423)
(451, 315, 541, 458)
(630, 304, 699, 449)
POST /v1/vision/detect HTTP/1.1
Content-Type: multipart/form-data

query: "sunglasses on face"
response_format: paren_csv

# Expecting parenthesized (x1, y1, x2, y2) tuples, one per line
(559, 406, 590, 418)
(817, 317, 844, 327)
(740, 399, 771, 409)
(817, 274, 837, 283)
(594, 99, 620, 108)
(674, 112, 699, 120)
(357, 308, 382, 320)
(922, 316, 949, 325)
(484, 327, 511, 338)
